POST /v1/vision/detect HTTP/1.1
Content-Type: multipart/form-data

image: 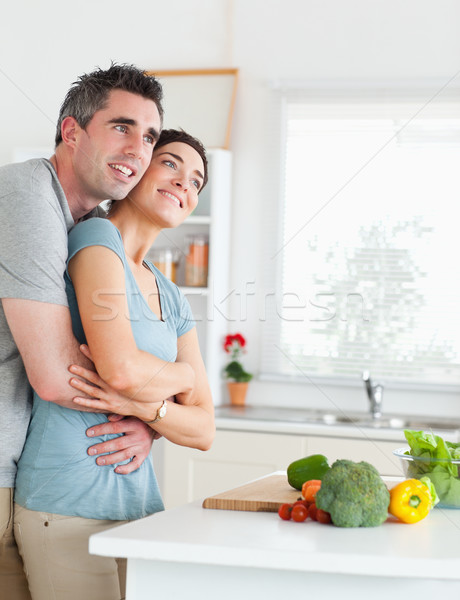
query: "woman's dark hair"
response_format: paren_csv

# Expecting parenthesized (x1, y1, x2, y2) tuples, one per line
(155, 129, 208, 190)
(55, 62, 163, 146)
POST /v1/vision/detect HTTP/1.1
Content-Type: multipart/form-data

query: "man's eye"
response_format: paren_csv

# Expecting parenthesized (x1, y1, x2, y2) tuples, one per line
(192, 179, 201, 190)
(115, 125, 127, 133)
(144, 134, 154, 145)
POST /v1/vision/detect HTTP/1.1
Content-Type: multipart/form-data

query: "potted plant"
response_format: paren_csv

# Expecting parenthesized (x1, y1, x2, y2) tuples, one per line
(223, 333, 253, 406)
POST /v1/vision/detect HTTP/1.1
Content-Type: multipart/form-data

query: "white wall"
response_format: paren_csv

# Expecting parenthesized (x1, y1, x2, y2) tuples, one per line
(0, 0, 232, 165)
(2, 0, 459, 416)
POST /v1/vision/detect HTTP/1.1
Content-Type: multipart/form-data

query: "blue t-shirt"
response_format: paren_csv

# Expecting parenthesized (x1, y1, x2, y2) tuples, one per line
(15, 218, 195, 520)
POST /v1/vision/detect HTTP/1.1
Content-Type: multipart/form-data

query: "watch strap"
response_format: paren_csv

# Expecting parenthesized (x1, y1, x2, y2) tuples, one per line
(144, 399, 167, 424)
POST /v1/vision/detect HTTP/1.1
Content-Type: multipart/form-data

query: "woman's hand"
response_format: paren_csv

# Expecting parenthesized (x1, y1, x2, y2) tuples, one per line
(69, 361, 163, 422)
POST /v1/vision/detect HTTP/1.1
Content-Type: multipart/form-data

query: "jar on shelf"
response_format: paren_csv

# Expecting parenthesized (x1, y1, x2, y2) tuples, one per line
(185, 235, 209, 287)
(150, 247, 180, 283)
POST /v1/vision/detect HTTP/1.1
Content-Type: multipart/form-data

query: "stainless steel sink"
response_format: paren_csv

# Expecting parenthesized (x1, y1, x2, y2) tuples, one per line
(327, 415, 408, 429)
(214, 405, 460, 433)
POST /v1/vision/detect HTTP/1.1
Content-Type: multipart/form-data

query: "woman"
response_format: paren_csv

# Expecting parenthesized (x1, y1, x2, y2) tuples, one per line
(14, 129, 214, 600)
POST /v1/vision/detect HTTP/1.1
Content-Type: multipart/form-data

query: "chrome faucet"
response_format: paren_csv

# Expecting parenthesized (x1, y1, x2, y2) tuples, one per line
(362, 371, 383, 419)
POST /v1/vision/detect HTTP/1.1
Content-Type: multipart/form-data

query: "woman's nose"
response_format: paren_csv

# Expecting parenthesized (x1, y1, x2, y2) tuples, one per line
(174, 177, 188, 190)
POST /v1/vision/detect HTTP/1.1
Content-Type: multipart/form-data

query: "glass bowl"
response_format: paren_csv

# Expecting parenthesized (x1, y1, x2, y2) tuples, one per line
(393, 447, 460, 509)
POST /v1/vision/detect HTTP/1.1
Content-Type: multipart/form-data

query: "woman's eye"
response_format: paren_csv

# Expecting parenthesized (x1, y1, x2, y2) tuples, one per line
(164, 160, 176, 168)
(192, 179, 201, 190)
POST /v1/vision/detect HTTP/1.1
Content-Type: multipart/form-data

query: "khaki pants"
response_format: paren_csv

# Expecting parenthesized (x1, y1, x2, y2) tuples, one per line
(0, 489, 31, 600)
(14, 504, 127, 600)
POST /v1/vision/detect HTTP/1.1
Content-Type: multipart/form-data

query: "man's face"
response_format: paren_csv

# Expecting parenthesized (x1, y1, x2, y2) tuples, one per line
(71, 89, 161, 203)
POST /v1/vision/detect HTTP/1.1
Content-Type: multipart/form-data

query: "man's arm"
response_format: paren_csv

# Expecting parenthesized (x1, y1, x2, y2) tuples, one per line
(2, 297, 155, 474)
(2, 298, 95, 408)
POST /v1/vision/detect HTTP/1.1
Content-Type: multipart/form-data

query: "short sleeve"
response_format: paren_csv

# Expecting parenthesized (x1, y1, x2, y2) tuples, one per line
(66, 218, 125, 274)
(0, 160, 70, 306)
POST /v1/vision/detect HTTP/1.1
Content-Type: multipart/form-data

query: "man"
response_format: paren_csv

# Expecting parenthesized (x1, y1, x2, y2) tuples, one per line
(0, 63, 163, 599)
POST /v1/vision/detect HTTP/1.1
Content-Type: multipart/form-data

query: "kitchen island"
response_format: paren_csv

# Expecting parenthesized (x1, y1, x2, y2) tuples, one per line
(90, 473, 460, 599)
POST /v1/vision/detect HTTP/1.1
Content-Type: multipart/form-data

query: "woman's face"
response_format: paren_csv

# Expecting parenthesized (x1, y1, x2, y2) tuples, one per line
(128, 141, 205, 228)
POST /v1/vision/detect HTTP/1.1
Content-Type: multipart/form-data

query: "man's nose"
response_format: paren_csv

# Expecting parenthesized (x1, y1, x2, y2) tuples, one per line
(124, 133, 144, 160)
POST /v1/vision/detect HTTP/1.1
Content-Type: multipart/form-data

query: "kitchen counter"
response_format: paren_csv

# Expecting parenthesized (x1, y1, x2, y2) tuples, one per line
(214, 404, 460, 441)
(91, 472, 460, 599)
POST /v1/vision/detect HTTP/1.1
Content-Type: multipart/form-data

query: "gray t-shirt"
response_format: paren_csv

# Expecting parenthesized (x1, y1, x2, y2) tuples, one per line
(0, 158, 73, 487)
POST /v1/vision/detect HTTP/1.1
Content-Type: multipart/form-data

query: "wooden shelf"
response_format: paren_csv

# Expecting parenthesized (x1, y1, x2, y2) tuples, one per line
(186, 215, 211, 225)
(179, 286, 209, 295)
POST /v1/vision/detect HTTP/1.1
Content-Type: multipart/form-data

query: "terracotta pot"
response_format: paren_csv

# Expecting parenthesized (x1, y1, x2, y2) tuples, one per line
(227, 382, 249, 406)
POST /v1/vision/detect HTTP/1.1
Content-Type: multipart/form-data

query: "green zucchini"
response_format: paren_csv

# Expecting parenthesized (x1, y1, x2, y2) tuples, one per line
(287, 454, 330, 490)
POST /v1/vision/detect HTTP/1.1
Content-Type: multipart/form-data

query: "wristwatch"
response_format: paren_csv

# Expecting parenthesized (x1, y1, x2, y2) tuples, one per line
(144, 399, 168, 424)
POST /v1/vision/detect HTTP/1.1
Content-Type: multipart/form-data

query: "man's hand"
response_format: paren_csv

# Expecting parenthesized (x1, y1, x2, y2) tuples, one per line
(86, 415, 156, 474)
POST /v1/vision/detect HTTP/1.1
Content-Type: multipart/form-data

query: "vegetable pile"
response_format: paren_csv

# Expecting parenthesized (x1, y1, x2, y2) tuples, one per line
(281, 452, 437, 528)
(403, 429, 460, 507)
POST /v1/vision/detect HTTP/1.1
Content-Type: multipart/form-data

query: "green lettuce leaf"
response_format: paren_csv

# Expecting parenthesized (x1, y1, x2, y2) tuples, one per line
(403, 429, 460, 506)
(419, 476, 440, 507)
(424, 470, 460, 506)
(404, 429, 457, 477)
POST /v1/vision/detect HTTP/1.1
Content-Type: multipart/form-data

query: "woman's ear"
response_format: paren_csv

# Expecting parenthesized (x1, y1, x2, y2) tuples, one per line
(60, 116, 81, 147)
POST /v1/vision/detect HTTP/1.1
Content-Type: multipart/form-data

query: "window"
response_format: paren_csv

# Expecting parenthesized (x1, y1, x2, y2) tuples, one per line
(261, 90, 460, 389)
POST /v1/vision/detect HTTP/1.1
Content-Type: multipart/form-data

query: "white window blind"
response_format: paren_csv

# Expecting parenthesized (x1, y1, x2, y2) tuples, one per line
(260, 91, 460, 389)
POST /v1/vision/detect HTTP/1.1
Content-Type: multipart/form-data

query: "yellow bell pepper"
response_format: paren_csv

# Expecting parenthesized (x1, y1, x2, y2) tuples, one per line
(388, 479, 432, 524)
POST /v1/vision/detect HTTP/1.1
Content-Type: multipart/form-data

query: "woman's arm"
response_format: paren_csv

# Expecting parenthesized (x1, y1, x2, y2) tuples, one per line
(71, 328, 215, 451)
(152, 327, 215, 450)
(68, 244, 195, 402)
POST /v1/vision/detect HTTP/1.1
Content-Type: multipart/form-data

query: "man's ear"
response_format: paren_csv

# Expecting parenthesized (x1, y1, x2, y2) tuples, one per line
(60, 116, 81, 147)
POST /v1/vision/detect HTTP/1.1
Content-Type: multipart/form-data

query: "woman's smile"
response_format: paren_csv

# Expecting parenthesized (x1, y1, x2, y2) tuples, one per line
(159, 189, 182, 208)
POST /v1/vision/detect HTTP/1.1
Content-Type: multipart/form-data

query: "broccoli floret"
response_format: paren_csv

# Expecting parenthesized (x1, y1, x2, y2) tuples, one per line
(315, 459, 390, 527)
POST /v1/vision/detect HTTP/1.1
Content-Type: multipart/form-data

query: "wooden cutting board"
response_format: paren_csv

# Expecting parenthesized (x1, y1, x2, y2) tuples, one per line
(202, 473, 301, 512)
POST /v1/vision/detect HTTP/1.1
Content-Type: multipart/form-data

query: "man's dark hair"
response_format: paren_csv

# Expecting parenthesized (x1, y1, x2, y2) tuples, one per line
(155, 128, 208, 189)
(55, 63, 163, 146)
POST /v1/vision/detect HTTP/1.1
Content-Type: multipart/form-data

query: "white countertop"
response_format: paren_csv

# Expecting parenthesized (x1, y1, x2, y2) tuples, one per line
(213, 405, 460, 442)
(215, 415, 406, 440)
(90, 473, 460, 581)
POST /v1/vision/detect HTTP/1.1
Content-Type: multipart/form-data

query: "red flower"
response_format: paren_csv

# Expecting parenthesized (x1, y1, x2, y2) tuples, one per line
(223, 333, 247, 353)
(224, 335, 233, 353)
(234, 333, 246, 347)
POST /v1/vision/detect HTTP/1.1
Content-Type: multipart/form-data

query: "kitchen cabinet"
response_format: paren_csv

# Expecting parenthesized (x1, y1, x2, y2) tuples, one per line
(146, 148, 232, 406)
(160, 430, 305, 508)
(160, 428, 403, 509)
(306, 435, 401, 476)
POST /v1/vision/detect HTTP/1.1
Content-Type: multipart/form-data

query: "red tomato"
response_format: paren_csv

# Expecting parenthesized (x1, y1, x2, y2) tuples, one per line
(308, 503, 318, 521)
(293, 500, 309, 509)
(291, 504, 308, 522)
(316, 509, 332, 524)
(278, 503, 293, 521)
